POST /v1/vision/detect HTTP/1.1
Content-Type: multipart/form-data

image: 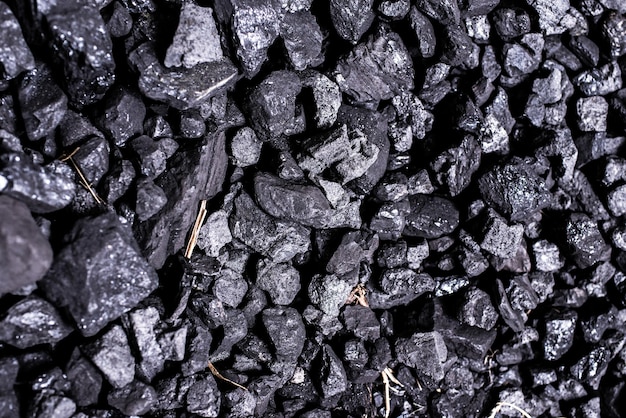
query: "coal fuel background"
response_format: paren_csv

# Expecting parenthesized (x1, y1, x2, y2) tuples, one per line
(1, 0, 626, 416)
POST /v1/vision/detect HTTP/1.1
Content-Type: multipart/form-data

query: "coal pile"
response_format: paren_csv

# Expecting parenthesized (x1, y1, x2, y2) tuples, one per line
(2, 0, 626, 417)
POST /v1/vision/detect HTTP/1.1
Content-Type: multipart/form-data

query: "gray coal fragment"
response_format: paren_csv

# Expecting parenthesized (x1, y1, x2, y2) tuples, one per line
(72, 137, 110, 186)
(256, 260, 301, 305)
(562, 212, 611, 269)
(106, 1, 133, 38)
(254, 172, 360, 229)
(126, 306, 165, 382)
(457, 288, 499, 330)
(0, 296, 72, 348)
(602, 11, 626, 58)
(379, 268, 435, 300)
(135, 132, 228, 268)
(333, 26, 414, 105)
(330, 0, 374, 43)
(65, 349, 103, 407)
(369, 200, 410, 241)
(395, 331, 447, 385)
(500, 33, 544, 86)
(336, 106, 390, 193)
(95, 87, 146, 147)
(431, 135, 481, 196)
(135, 177, 167, 222)
(301, 71, 342, 129)
(178, 109, 206, 139)
(0, 154, 75, 213)
(18, 64, 67, 142)
(107, 380, 157, 416)
(573, 61, 622, 96)
(476, 209, 525, 259)
(440, 25, 475, 67)
(213, 269, 248, 308)
(185, 374, 221, 417)
(197, 210, 232, 257)
(281, 11, 324, 70)
(318, 345, 348, 398)
(165, 3, 223, 69)
(327, 230, 378, 275)
(28, 394, 76, 418)
(568, 36, 600, 67)
(262, 307, 305, 362)
(403, 194, 459, 239)
(58, 110, 104, 148)
(576, 96, 608, 132)
(245, 70, 302, 140)
(378, 0, 410, 19)
(308, 274, 355, 316)
(408, 7, 436, 58)
(231, 190, 310, 263)
(607, 184, 626, 217)
(478, 159, 551, 222)
(230, 127, 262, 167)
(82, 325, 135, 388)
(415, 0, 459, 25)
(340, 305, 380, 341)
(129, 136, 167, 179)
(532, 240, 564, 272)
(0, 196, 53, 294)
(525, 0, 574, 35)
(493, 7, 531, 41)
(44, 1, 116, 107)
(101, 159, 135, 204)
(129, 43, 238, 110)
(213, 0, 282, 76)
(40, 212, 158, 336)
(0, 2, 35, 82)
(181, 320, 212, 376)
(465, 15, 491, 43)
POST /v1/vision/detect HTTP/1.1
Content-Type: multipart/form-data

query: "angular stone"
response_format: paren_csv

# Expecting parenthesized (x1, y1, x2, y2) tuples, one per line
(301, 71, 342, 129)
(318, 345, 348, 398)
(18, 64, 67, 142)
(396, 331, 447, 385)
(135, 177, 168, 222)
(129, 43, 238, 110)
(82, 325, 135, 388)
(95, 87, 146, 147)
(262, 307, 305, 360)
(256, 260, 301, 305)
(562, 213, 611, 269)
(230, 127, 262, 167)
(197, 210, 232, 257)
(44, 1, 116, 107)
(458, 288, 499, 330)
(333, 27, 414, 106)
(330, 0, 374, 43)
(65, 349, 103, 407)
(0, 2, 35, 82)
(340, 305, 380, 341)
(281, 11, 323, 71)
(107, 380, 157, 416)
(404, 194, 459, 239)
(165, 4, 223, 69)
(40, 213, 158, 336)
(0, 196, 53, 294)
(126, 307, 165, 382)
(0, 296, 72, 348)
(576, 96, 608, 132)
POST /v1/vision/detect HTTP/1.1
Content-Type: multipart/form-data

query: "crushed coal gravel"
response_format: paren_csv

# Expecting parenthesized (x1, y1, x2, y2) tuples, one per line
(2, 0, 626, 417)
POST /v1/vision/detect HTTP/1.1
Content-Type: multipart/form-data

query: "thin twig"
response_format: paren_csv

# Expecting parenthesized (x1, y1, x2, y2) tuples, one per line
(381, 369, 391, 418)
(60, 147, 106, 206)
(59, 146, 81, 161)
(184, 200, 207, 259)
(207, 361, 247, 391)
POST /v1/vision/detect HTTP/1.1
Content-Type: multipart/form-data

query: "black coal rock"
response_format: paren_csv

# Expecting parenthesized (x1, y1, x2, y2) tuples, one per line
(560, 212, 612, 269)
(0, 2, 35, 83)
(395, 331, 448, 386)
(96, 87, 146, 147)
(256, 260, 301, 305)
(0, 196, 53, 294)
(40, 212, 158, 336)
(43, 0, 115, 107)
(333, 26, 414, 106)
(281, 11, 324, 70)
(330, 0, 374, 43)
(82, 324, 135, 388)
(403, 194, 459, 239)
(107, 380, 157, 416)
(135, 177, 167, 222)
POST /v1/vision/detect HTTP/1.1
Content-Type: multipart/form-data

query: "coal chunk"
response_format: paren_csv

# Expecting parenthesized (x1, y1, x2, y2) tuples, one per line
(135, 177, 167, 222)
(396, 331, 448, 385)
(40, 212, 158, 336)
(561, 213, 611, 269)
(576, 96, 608, 132)
(403, 194, 459, 239)
(107, 380, 157, 416)
(457, 288, 499, 330)
(478, 159, 551, 222)
(65, 349, 103, 407)
(126, 307, 165, 381)
(231, 190, 310, 263)
(602, 11, 626, 58)
(430, 135, 481, 196)
(333, 26, 414, 106)
(82, 325, 135, 388)
(0, 2, 35, 82)
(18, 64, 68, 142)
(135, 132, 228, 268)
(185, 374, 221, 417)
(101, 159, 135, 204)
(197, 210, 232, 257)
(72, 137, 110, 186)
(330, 0, 374, 43)
(0, 196, 53, 294)
(408, 7, 436, 58)
(0, 296, 72, 348)
(129, 43, 238, 110)
(476, 210, 525, 259)
(607, 184, 626, 217)
(301, 71, 342, 129)
(230, 127, 262, 167)
(493, 7, 531, 41)
(573, 62, 622, 96)
(256, 260, 301, 305)
(106, 1, 133, 38)
(96, 87, 146, 147)
(214, 0, 282, 76)
(340, 305, 380, 341)
(164, 3, 224, 69)
(281, 11, 324, 70)
(245, 70, 302, 140)
(415, 0, 459, 25)
(318, 345, 348, 398)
